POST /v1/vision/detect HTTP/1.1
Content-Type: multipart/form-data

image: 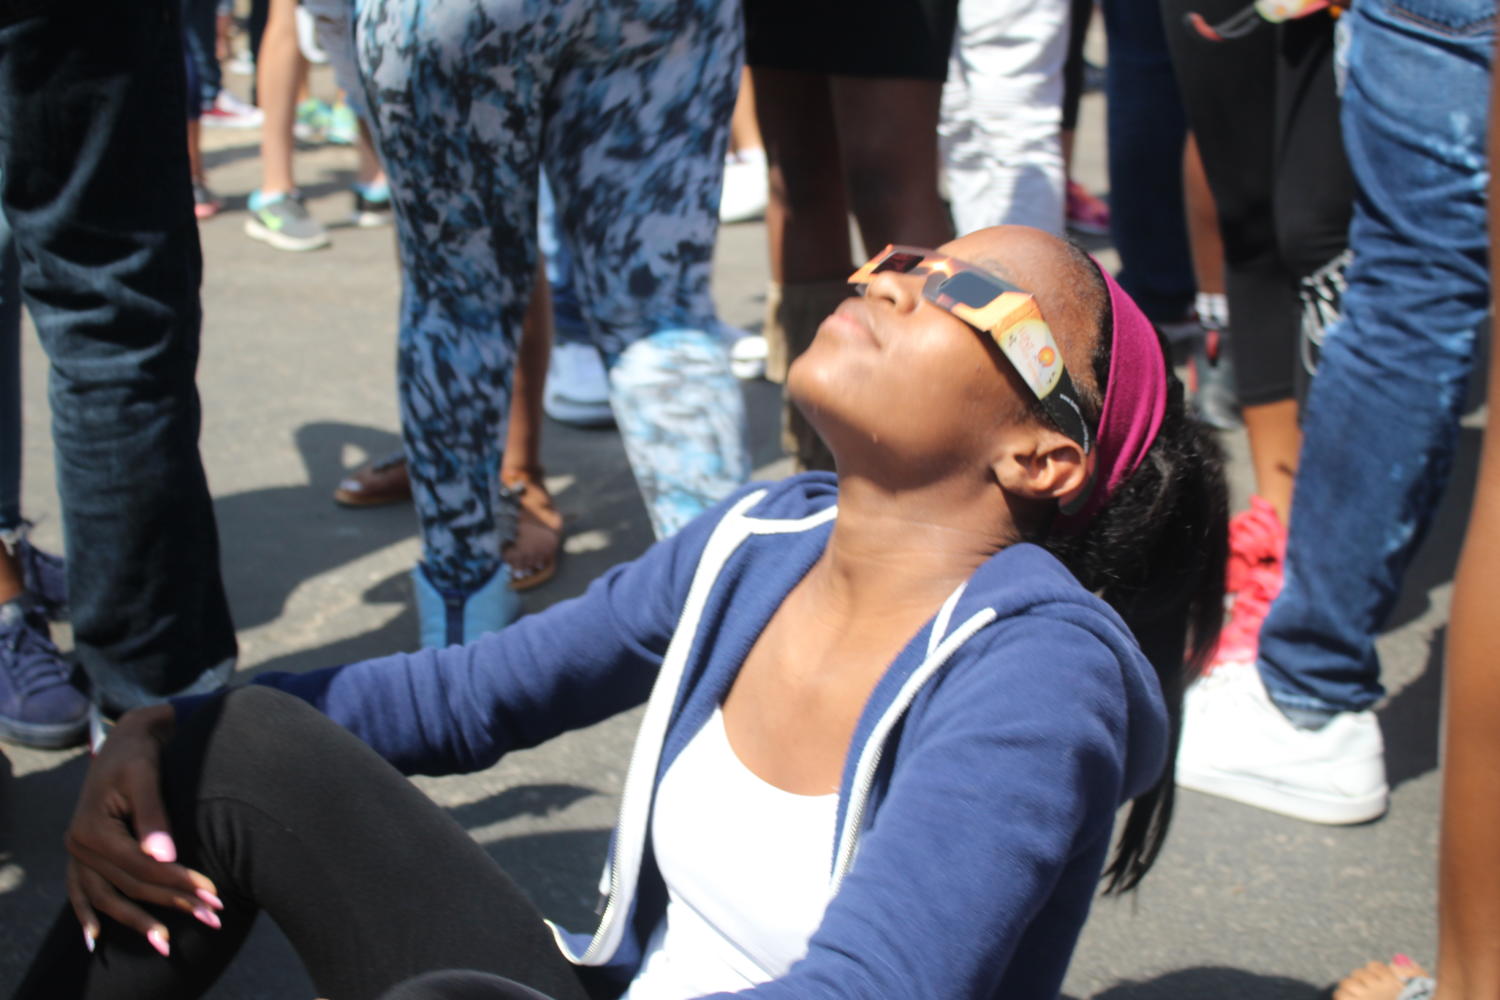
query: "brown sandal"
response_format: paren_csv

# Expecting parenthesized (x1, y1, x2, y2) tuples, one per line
(333, 451, 413, 507)
(500, 469, 563, 592)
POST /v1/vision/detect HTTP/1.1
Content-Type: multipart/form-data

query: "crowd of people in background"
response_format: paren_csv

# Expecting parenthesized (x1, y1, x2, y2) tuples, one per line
(0, 0, 1494, 996)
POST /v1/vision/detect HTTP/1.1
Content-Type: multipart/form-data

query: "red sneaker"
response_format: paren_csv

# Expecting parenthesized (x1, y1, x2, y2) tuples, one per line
(1209, 496, 1287, 672)
(1225, 495, 1286, 597)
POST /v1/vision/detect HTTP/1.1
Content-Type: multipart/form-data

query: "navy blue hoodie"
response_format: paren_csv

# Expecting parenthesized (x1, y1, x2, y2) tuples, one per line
(218, 473, 1168, 999)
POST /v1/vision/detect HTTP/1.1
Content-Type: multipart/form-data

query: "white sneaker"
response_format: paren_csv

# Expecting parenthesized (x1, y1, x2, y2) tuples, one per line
(544, 341, 614, 427)
(1175, 661, 1389, 825)
(720, 148, 768, 224)
(728, 330, 767, 380)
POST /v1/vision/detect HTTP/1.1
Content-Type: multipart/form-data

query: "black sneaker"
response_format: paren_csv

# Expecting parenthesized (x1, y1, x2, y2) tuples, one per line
(0, 598, 88, 749)
(351, 188, 394, 228)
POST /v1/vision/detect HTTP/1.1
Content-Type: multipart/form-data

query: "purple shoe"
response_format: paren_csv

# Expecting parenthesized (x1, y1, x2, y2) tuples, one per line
(0, 598, 88, 749)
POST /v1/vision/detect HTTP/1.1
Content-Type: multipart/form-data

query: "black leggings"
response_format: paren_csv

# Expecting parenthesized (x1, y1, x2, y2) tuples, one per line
(1160, 0, 1354, 405)
(17, 688, 597, 1000)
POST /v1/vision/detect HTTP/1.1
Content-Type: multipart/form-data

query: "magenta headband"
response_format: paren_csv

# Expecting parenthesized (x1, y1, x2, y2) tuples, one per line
(1053, 259, 1168, 534)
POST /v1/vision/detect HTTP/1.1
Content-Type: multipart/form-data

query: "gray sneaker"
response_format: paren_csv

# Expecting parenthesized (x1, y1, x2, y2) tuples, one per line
(244, 191, 331, 252)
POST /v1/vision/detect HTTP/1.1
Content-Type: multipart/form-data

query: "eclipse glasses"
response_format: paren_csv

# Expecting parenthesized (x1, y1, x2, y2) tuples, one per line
(848, 245, 1092, 453)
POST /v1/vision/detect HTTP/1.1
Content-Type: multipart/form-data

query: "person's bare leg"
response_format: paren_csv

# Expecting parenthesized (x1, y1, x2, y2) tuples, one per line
(500, 258, 561, 586)
(187, 119, 206, 186)
(829, 75, 953, 253)
(0, 544, 22, 604)
(257, 0, 303, 196)
(1183, 133, 1223, 294)
(355, 119, 387, 189)
(728, 66, 762, 158)
(1431, 80, 1500, 997)
(1242, 399, 1300, 522)
(752, 67, 851, 283)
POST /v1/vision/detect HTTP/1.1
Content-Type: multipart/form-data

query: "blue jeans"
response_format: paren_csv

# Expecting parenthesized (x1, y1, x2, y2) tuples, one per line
(0, 198, 19, 531)
(1100, 0, 1196, 324)
(0, 0, 237, 709)
(1257, 0, 1493, 715)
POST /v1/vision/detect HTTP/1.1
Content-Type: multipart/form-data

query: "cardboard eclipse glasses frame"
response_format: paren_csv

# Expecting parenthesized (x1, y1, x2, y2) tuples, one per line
(848, 245, 1093, 453)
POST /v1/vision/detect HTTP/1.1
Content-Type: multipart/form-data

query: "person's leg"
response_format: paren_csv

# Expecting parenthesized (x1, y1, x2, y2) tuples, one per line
(1181, 131, 1241, 430)
(536, 170, 612, 428)
(939, 0, 1070, 235)
(256, 0, 301, 196)
(549, 0, 751, 538)
(753, 67, 851, 287)
(357, 0, 545, 643)
(17, 687, 593, 1000)
(181, 0, 223, 113)
(500, 257, 563, 590)
(0, 0, 237, 711)
(1258, 0, 1492, 717)
(829, 76, 953, 253)
(1099, 0, 1196, 325)
(381, 970, 564, 1000)
(0, 208, 19, 550)
(245, 0, 328, 251)
(748, 65, 851, 459)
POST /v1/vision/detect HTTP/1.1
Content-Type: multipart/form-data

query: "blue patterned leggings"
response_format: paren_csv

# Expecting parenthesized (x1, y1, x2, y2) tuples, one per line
(356, 0, 750, 595)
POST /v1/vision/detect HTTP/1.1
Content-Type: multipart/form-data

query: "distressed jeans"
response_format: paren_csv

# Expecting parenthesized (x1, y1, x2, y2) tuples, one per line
(0, 0, 237, 709)
(1256, 0, 1493, 714)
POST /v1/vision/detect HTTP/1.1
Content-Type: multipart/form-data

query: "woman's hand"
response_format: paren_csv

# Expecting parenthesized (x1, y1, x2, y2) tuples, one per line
(63, 704, 224, 956)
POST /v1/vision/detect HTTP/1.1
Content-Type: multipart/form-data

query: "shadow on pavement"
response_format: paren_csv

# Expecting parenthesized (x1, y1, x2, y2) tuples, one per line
(0, 753, 88, 981)
(1380, 629, 1443, 792)
(1068, 966, 1327, 999)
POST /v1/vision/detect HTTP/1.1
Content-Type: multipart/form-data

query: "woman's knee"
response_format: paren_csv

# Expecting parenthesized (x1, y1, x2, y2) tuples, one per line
(378, 970, 559, 1000)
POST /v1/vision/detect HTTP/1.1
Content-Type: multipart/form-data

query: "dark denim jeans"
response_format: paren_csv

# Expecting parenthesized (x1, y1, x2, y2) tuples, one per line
(1257, 0, 1493, 714)
(181, 0, 222, 111)
(1, 198, 19, 530)
(1100, 0, 1196, 324)
(0, 0, 236, 709)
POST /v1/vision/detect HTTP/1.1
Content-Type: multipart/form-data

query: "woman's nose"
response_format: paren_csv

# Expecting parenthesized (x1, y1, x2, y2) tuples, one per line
(864, 269, 922, 313)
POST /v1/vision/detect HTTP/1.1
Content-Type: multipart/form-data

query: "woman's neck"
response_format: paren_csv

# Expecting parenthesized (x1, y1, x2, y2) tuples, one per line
(809, 474, 1016, 621)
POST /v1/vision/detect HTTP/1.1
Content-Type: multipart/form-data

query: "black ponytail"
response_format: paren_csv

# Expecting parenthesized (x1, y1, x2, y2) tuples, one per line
(1040, 254, 1229, 893)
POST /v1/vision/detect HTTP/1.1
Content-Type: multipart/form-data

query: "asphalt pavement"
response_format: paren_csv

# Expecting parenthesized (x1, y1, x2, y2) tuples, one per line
(0, 62, 1471, 999)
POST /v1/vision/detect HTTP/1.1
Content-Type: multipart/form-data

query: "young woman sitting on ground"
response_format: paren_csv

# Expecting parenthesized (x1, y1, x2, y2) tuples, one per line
(21, 225, 1227, 1000)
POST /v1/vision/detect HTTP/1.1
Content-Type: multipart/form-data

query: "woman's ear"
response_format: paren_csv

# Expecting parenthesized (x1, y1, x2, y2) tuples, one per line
(991, 425, 1093, 504)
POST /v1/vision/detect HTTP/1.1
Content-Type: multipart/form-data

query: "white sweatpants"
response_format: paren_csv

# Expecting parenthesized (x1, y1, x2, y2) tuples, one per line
(940, 0, 1071, 235)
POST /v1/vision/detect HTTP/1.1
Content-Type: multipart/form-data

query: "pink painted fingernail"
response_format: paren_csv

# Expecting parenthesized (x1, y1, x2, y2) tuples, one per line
(195, 888, 224, 911)
(141, 832, 177, 864)
(147, 927, 170, 958)
(83, 928, 96, 953)
(1393, 954, 1414, 968)
(192, 905, 222, 930)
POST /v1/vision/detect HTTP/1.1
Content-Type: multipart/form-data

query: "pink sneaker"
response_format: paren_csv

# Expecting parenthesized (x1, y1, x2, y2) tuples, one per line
(1210, 496, 1287, 672)
(1065, 180, 1111, 236)
(1225, 495, 1286, 597)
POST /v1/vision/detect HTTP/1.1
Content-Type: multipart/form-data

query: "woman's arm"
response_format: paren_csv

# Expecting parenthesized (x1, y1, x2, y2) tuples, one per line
(209, 501, 728, 775)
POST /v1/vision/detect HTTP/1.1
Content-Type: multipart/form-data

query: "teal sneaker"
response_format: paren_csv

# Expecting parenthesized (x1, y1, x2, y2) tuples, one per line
(326, 100, 359, 145)
(294, 98, 331, 142)
(245, 190, 331, 252)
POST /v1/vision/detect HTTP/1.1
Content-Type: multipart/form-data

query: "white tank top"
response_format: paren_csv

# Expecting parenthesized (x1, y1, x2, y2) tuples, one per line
(621, 706, 839, 1000)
